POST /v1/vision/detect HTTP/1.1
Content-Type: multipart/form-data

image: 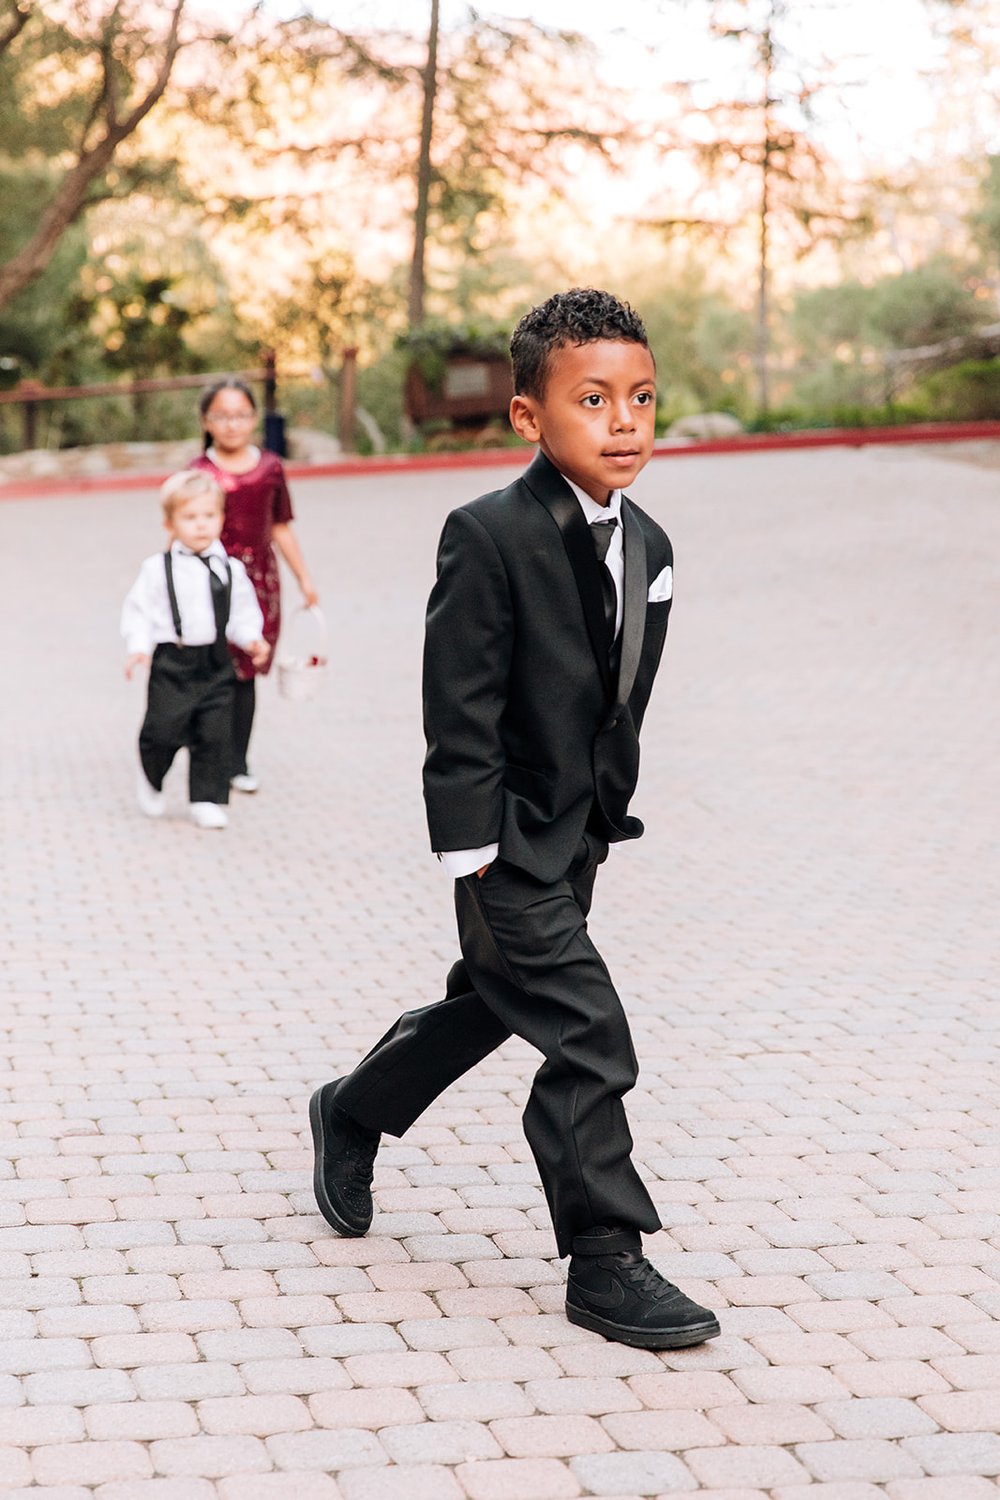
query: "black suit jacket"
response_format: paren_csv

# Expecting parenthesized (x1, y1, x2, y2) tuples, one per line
(423, 450, 673, 883)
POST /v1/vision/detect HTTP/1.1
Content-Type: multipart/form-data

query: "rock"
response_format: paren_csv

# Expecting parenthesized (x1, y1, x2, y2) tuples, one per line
(284, 427, 342, 463)
(0, 430, 341, 483)
(665, 412, 744, 443)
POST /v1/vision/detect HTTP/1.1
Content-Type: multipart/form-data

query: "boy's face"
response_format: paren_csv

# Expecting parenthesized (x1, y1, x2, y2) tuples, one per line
(167, 492, 225, 554)
(509, 339, 657, 504)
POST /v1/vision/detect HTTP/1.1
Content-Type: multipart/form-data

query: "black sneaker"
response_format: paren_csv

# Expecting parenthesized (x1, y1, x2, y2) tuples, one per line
(566, 1226, 721, 1349)
(309, 1080, 380, 1236)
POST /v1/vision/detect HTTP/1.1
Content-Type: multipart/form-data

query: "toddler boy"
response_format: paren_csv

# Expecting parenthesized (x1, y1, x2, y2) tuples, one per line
(121, 470, 269, 829)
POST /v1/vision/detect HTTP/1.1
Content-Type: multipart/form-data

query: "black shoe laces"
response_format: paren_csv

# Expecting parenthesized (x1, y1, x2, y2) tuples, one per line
(345, 1131, 378, 1184)
(617, 1254, 678, 1302)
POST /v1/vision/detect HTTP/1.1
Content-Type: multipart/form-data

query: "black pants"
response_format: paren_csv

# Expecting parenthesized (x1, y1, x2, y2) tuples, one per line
(336, 833, 662, 1256)
(231, 678, 255, 777)
(139, 644, 235, 805)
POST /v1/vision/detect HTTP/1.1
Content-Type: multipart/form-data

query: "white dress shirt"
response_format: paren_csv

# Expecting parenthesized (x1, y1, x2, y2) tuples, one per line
(438, 481, 624, 879)
(121, 539, 264, 656)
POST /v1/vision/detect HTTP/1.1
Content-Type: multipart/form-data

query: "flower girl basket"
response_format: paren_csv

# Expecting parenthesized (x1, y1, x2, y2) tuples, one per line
(276, 605, 328, 701)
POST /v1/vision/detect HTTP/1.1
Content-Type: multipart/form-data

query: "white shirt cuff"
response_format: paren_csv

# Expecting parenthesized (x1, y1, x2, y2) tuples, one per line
(438, 843, 500, 879)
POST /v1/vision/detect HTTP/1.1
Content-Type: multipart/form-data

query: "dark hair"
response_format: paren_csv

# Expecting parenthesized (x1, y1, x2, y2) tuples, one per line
(199, 378, 257, 450)
(510, 288, 650, 399)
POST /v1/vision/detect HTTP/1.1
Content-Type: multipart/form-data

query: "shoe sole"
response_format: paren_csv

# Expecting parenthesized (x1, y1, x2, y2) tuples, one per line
(566, 1302, 721, 1349)
(309, 1086, 370, 1237)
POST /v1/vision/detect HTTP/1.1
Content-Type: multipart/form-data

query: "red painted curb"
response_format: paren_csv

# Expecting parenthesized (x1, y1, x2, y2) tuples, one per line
(1, 420, 998, 501)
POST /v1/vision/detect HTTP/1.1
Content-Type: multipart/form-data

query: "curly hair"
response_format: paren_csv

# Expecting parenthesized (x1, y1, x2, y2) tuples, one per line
(510, 288, 650, 399)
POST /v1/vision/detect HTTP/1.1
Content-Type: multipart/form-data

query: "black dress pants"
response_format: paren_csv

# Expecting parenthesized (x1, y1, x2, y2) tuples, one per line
(139, 644, 235, 805)
(336, 833, 662, 1256)
(231, 678, 256, 777)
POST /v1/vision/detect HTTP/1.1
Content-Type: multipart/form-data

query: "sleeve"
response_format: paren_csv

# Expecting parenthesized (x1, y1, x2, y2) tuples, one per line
(422, 508, 513, 854)
(226, 559, 265, 647)
(271, 459, 294, 525)
(120, 559, 156, 656)
(439, 843, 500, 878)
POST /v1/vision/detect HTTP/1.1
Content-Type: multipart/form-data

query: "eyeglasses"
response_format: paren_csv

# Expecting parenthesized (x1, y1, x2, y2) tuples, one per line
(205, 411, 255, 425)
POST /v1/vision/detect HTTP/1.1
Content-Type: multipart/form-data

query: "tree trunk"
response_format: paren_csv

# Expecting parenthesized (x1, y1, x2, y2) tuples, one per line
(755, 12, 775, 416)
(408, 0, 440, 330)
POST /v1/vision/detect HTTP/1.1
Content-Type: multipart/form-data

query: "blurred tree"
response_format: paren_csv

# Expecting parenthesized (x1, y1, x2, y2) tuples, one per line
(787, 261, 990, 412)
(410, 0, 440, 328)
(673, 0, 872, 414)
(70, 269, 197, 379)
(0, 1, 190, 311)
(265, 7, 627, 333)
(409, 9, 624, 328)
(969, 154, 1000, 294)
(620, 259, 755, 418)
(262, 251, 393, 378)
(0, 171, 96, 384)
(789, 262, 987, 356)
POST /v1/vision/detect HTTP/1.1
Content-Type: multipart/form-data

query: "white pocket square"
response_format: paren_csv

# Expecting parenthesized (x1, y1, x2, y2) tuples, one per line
(647, 565, 673, 603)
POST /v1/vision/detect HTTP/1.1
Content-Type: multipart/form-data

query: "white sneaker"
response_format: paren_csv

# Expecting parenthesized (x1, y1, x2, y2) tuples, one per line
(137, 769, 165, 819)
(230, 773, 259, 794)
(190, 802, 228, 830)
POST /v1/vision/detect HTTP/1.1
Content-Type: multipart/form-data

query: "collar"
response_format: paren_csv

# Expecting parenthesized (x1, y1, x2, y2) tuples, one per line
(564, 477, 623, 526)
(206, 444, 261, 470)
(171, 538, 227, 561)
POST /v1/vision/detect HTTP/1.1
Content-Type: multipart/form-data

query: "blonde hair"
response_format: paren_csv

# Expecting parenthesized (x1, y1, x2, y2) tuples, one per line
(161, 469, 224, 522)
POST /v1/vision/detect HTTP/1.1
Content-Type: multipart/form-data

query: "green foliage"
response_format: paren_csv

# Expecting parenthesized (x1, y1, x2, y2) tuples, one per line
(0, 2, 186, 282)
(261, 252, 397, 372)
(745, 400, 930, 434)
(792, 263, 983, 357)
(70, 270, 197, 377)
(786, 261, 993, 416)
(868, 262, 984, 348)
(5, 5, 1000, 454)
(918, 358, 1000, 419)
(969, 154, 1000, 272)
(0, 170, 98, 383)
(395, 322, 511, 392)
(356, 345, 409, 451)
(620, 263, 755, 422)
(789, 280, 871, 357)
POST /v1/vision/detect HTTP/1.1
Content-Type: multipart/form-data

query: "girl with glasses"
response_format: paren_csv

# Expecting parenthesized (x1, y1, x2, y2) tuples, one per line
(192, 378, 319, 793)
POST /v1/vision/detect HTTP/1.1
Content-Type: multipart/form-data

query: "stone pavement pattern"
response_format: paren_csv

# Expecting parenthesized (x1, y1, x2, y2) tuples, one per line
(0, 442, 998, 1498)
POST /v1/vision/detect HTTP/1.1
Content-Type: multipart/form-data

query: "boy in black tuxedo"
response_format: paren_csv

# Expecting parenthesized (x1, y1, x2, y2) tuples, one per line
(311, 289, 720, 1348)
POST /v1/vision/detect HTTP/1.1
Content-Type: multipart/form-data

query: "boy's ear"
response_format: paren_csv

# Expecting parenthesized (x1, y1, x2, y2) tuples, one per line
(509, 394, 541, 444)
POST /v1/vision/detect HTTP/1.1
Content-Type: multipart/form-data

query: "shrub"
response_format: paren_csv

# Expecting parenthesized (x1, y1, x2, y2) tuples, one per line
(918, 358, 1000, 420)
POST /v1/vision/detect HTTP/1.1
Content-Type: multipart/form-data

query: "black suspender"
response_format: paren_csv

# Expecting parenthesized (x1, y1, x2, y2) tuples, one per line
(164, 550, 183, 641)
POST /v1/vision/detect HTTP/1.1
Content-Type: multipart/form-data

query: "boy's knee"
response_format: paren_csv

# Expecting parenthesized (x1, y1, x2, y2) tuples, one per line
(567, 1008, 639, 1089)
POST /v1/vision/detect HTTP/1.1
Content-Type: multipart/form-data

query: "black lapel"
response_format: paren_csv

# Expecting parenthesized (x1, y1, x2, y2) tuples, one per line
(616, 497, 647, 708)
(522, 450, 613, 697)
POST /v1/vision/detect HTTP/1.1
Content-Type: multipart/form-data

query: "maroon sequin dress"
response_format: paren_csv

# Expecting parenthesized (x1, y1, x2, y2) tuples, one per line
(192, 450, 293, 681)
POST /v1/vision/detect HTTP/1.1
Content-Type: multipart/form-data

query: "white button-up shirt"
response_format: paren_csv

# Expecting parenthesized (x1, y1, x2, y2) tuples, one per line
(121, 539, 264, 656)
